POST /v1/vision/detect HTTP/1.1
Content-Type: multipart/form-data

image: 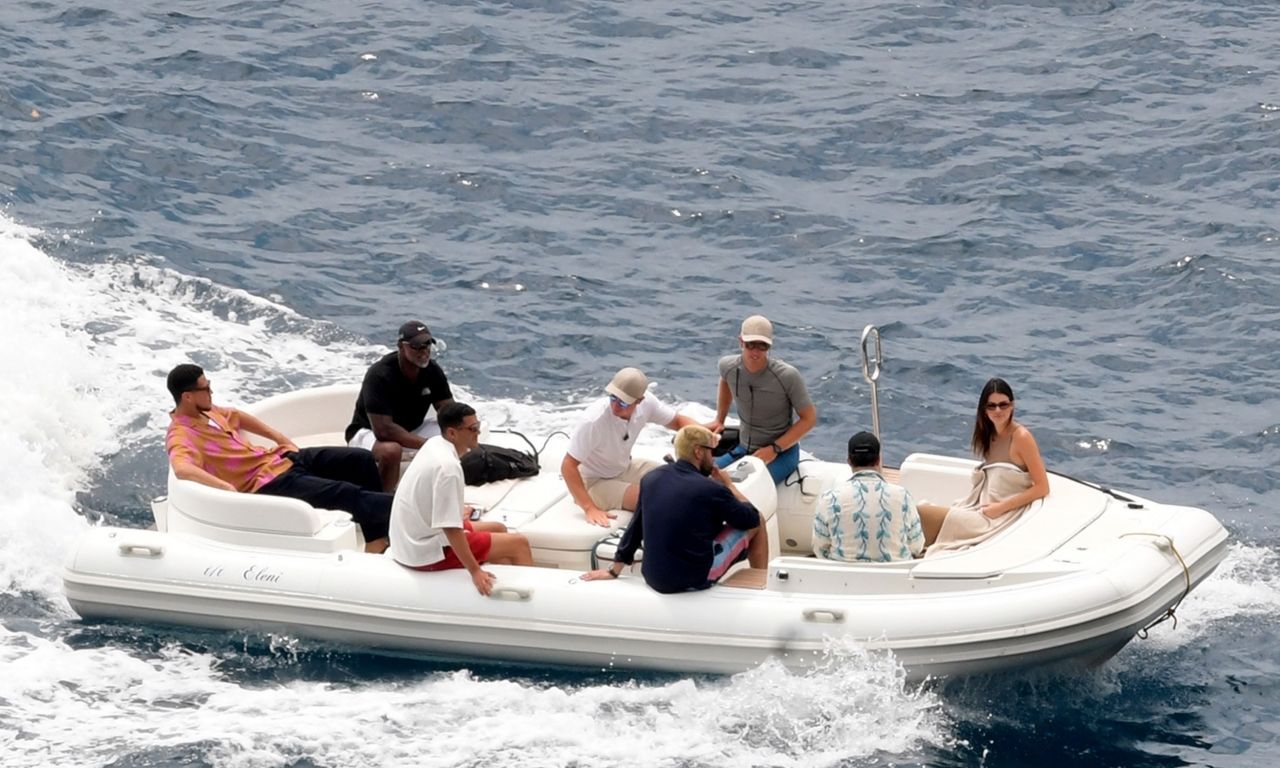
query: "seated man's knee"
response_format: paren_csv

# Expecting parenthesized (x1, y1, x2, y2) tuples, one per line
(620, 482, 642, 511)
(372, 441, 403, 465)
(585, 485, 611, 509)
(500, 531, 528, 547)
(491, 532, 533, 563)
(508, 532, 533, 556)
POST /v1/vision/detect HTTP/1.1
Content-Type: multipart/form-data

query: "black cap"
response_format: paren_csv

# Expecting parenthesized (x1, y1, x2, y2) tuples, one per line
(847, 431, 880, 464)
(398, 321, 433, 344)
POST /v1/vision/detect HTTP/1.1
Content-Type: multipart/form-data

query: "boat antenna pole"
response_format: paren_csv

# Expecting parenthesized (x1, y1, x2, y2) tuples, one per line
(860, 324, 883, 442)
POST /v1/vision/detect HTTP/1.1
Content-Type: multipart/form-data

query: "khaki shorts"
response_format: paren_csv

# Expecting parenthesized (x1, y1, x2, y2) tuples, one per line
(584, 458, 661, 510)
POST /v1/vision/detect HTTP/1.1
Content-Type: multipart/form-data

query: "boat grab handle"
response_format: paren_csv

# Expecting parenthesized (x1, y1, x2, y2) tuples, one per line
(860, 324, 883, 441)
(118, 543, 164, 558)
(491, 586, 532, 602)
(802, 608, 846, 623)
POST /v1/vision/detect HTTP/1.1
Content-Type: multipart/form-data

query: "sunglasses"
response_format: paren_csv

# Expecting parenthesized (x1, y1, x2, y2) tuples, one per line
(185, 384, 212, 393)
(461, 422, 481, 433)
(743, 341, 771, 351)
(405, 339, 436, 351)
(609, 395, 639, 409)
(985, 400, 1013, 411)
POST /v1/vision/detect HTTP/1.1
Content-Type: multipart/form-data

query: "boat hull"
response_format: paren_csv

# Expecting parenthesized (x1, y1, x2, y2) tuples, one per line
(64, 507, 1228, 679)
(67, 386, 1231, 679)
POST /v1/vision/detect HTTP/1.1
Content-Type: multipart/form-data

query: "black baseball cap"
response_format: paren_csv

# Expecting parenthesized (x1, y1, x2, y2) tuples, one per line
(847, 431, 880, 462)
(397, 321, 434, 344)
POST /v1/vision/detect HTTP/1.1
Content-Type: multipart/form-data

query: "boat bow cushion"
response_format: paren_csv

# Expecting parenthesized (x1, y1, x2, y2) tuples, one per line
(167, 473, 347, 536)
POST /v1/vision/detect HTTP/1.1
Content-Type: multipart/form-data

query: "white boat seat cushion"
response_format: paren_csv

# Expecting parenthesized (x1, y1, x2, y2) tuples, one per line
(911, 474, 1108, 578)
(292, 431, 347, 449)
(519, 496, 634, 551)
(167, 474, 350, 536)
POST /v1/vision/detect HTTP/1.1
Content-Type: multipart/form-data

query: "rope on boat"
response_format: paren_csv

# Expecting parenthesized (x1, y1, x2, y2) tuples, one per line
(1121, 532, 1192, 638)
(485, 427, 565, 459)
(1049, 469, 1140, 504)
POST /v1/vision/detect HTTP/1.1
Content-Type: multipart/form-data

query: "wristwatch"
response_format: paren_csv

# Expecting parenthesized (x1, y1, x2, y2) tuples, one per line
(770, 442, 784, 453)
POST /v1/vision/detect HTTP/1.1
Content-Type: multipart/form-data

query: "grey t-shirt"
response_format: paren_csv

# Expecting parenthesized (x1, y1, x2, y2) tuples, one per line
(718, 354, 813, 449)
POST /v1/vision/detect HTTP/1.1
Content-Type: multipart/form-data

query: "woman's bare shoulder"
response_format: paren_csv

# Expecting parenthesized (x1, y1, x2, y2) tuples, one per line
(1011, 421, 1039, 446)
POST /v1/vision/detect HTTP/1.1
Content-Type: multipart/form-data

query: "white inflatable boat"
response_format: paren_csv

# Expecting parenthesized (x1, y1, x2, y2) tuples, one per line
(63, 384, 1229, 679)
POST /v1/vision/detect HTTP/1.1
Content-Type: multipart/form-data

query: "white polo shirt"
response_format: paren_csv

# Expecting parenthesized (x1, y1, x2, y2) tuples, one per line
(566, 396, 677, 480)
(388, 435, 466, 567)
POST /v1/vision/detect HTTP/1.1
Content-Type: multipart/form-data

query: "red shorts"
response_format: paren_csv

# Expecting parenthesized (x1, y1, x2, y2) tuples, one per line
(404, 520, 493, 572)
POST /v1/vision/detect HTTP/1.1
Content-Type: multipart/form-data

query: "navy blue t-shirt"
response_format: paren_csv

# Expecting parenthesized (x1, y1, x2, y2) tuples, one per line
(614, 460, 760, 594)
(344, 352, 453, 442)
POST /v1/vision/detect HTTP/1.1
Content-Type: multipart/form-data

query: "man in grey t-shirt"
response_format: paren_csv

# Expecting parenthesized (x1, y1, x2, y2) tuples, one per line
(709, 315, 818, 484)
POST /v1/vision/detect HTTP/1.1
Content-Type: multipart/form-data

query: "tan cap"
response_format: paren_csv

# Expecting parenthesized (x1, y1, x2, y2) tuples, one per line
(740, 315, 773, 345)
(605, 367, 649, 404)
(674, 424, 717, 463)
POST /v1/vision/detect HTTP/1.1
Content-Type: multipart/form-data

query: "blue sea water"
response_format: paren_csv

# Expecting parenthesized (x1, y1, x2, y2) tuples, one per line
(2, 0, 1279, 765)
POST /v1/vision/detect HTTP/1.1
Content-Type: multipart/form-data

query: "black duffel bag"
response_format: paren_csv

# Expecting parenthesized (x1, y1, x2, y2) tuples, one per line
(461, 443, 540, 485)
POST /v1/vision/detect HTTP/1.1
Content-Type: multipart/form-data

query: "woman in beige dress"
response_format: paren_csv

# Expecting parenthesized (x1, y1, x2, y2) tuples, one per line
(918, 378, 1050, 555)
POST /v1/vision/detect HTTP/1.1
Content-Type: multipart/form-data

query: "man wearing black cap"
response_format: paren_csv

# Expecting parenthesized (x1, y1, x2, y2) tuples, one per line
(812, 431, 924, 562)
(345, 321, 455, 491)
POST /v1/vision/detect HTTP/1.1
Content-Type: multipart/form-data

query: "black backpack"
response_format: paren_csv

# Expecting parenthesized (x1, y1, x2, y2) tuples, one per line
(461, 443, 540, 485)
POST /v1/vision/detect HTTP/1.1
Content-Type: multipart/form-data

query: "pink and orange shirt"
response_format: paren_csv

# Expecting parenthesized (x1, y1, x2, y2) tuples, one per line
(166, 406, 293, 493)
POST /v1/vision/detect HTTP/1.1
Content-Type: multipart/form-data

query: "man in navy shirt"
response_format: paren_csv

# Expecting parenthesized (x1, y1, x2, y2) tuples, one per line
(582, 425, 769, 593)
(346, 321, 455, 491)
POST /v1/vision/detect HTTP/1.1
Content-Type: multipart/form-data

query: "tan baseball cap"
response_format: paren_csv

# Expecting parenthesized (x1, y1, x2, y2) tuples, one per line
(740, 315, 774, 345)
(605, 367, 649, 404)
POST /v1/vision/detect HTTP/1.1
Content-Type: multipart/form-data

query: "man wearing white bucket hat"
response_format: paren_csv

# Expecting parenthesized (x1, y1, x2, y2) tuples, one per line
(562, 367, 703, 527)
(709, 314, 817, 485)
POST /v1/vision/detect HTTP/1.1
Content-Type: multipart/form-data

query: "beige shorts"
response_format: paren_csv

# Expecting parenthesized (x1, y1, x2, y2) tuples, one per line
(584, 458, 661, 510)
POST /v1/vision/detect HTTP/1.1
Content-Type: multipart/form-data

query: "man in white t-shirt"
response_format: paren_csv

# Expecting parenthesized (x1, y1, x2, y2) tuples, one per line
(389, 402, 533, 595)
(561, 367, 703, 527)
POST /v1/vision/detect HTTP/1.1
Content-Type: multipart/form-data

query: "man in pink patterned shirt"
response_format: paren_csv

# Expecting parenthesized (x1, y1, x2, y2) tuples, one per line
(165, 363, 391, 553)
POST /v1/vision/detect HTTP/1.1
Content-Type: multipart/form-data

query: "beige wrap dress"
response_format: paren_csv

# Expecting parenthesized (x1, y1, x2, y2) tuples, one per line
(928, 429, 1037, 556)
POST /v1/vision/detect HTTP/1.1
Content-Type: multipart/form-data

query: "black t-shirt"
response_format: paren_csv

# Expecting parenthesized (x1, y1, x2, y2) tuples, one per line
(344, 352, 453, 442)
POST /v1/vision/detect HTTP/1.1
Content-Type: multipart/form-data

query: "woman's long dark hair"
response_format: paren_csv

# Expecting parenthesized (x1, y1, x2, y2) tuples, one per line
(971, 377, 1015, 458)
